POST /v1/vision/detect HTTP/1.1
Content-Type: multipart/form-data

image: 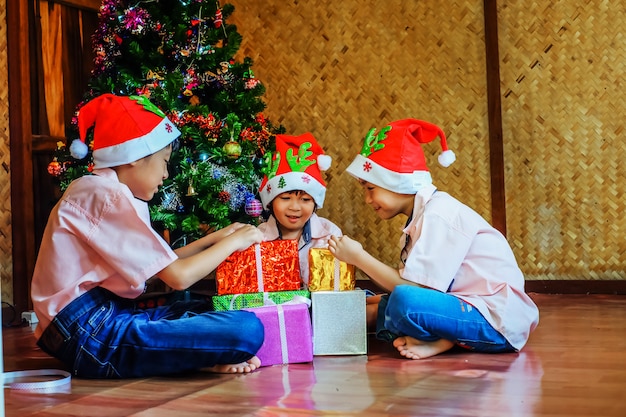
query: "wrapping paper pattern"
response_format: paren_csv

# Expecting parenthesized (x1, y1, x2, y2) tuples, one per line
(212, 290, 311, 311)
(244, 303, 314, 366)
(216, 240, 301, 295)
(311, 290, 367, 355)
(308, 248, 356, 292)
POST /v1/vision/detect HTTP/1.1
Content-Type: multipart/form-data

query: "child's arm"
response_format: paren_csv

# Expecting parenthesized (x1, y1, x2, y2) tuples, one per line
(157, 224, 263, 290)
(328, 235, 416, 293)
(174, 223, 248, 258)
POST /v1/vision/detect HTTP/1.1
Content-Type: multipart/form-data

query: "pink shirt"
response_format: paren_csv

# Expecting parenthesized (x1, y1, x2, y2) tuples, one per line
(258, 213, 342, 285)
(401, 185, 539, 350)
(31, 169, 178, 338)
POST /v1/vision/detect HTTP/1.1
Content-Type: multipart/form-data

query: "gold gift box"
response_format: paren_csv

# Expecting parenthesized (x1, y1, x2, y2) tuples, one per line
(308, 248, 356, 292)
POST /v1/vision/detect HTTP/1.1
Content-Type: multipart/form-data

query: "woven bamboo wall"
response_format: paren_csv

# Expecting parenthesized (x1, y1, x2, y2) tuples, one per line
(229, 0, 492, 277)
(230, 0, 626, 281)
(1, 0, 13, 302)
(498, 1, 626, 280)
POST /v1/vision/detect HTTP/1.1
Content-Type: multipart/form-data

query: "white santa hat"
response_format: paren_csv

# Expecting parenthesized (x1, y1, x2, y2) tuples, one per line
(345, 118, 455, 194)
(70, 94, 181, 168)
(259, 133, 332, 209)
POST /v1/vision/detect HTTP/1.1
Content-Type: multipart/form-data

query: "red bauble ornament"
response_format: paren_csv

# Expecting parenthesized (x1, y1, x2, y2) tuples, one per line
(47, 161, 62, 177)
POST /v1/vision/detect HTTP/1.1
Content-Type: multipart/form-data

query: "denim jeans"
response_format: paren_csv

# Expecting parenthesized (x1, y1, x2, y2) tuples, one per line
(37, 287, 264, 378)
(376, 285, 515, 353)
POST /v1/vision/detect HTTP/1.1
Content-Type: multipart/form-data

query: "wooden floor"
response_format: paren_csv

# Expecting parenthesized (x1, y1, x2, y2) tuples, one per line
(3, 293, 626, 417)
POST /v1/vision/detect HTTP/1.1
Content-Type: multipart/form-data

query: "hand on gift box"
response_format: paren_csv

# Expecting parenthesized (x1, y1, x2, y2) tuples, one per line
(328, 235, 364, 265)
(211, 222, 249, 240)
(227, 224, 264, 251)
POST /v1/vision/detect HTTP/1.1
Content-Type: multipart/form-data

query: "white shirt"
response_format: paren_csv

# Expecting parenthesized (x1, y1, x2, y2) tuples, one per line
(401, 184, 539, 350)
(31, 169, 178, 338)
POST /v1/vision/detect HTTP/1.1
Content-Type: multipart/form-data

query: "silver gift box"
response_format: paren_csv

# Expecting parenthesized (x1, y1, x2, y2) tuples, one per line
(311, 290, 367, 355)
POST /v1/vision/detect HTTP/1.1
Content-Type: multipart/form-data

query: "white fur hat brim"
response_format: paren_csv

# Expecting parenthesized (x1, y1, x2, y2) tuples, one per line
(259, 172, 327, 209)
(345, 154, 433, 194)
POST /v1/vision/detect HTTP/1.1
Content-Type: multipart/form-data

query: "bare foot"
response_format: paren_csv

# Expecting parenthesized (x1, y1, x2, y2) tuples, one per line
(205, 356, 261, 374)
(393, 336, 454, 359)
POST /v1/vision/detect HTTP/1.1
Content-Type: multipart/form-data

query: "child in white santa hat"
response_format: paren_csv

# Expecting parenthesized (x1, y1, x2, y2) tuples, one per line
(329, 118, 539, 359)
(258, 133, 342, 286)
(31, 94, 265, 378)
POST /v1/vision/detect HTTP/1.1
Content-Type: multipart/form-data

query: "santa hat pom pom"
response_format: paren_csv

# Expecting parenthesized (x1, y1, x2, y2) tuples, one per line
(317, 154, 332, 171)
(438, 149, 456, 167)
(70, 139, 89, 160)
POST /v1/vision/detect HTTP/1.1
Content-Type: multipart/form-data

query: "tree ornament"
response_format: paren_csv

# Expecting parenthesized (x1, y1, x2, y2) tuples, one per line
(214, 8, 223, 28)
(223, 141, 242, 159)
(245, 197, 263, 217)
(218, 190, 231, 202)
(160, 185, 182, 211)
(245, 79, 260, 90)
(186, 178, 197, 196)
(47, 160, 63, 177)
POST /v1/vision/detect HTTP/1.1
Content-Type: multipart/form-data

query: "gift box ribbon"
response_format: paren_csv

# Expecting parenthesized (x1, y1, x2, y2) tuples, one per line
(254, 244, 264, 292)
(333, 257, 341, 291)
(276, 305, 289, 364)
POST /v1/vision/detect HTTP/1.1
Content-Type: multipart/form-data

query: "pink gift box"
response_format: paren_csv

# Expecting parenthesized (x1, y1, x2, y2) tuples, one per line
(244, 303, 313, 367)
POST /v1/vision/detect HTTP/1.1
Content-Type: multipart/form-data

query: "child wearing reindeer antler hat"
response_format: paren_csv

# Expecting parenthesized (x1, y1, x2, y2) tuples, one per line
(328, 119, 539, 359)
(258, 133, 342, 286)
(31, 94, 265, 378)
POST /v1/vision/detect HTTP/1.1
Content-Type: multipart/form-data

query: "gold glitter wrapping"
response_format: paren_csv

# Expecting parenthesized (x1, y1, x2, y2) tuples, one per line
(308, 248, 356, 292)
(216, 241, 302, 295)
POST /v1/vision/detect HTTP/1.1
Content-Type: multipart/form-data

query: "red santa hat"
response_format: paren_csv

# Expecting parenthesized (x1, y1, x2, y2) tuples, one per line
(345, 119, 455, 194)
(259, 133, 332, 209)
(70, 94, 181, 169)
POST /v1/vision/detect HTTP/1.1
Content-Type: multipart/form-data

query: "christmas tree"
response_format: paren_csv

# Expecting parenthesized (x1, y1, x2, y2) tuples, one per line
(48, 0, 283, 247)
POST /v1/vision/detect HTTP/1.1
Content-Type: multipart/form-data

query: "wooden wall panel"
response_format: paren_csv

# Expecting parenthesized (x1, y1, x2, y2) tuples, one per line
(1, 0, 11, 304)
(39, 1, 66, 137)
(498, 1, 626, 280)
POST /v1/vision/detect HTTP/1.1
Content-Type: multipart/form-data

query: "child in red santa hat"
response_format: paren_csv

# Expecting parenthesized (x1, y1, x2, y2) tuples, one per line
(31, 94, 265, 378)
(329, 119, 539, 359)
(258, 133, 342, 286)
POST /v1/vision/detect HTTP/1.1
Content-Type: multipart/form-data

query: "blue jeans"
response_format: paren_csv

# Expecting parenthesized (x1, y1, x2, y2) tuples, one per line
(37, 287, 264, 378)
(376, 285, 515, 353)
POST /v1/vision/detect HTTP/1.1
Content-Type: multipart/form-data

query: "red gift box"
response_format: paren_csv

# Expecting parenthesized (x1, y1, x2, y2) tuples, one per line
(216, 240, 302, 295)
(244, 302, 313, 366)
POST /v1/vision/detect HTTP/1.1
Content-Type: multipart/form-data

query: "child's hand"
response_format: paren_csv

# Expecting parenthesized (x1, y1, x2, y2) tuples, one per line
(328, 235, 363, 265)
(213, 222, 247, 241)
(226, 224, 263, 251)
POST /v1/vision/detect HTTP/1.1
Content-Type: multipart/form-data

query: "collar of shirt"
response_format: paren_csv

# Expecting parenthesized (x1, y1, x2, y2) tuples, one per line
(91, 167, 151, 225)
(402, 184, 438, 236)
(262, 213, 330, 241)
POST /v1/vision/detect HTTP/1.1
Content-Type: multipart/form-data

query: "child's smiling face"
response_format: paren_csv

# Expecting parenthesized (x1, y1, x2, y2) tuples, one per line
(271, 190, 316, 240)
(359, 180, 414, 220)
